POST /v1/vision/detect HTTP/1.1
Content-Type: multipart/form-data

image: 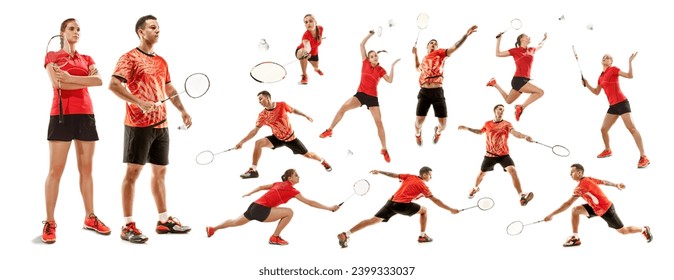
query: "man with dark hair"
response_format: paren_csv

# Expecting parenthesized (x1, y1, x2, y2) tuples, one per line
(109, 14, 192, 244)
(236, 90, 332, 179)
(336, 167, 459, 248)
(543, 163, 653, 247)
(458, 104, 535, 206)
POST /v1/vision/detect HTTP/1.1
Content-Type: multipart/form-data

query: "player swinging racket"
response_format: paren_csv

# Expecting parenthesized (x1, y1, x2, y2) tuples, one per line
(336, 167, 459, 248)
(319, 30, 401, 163)
(458, 104, 535, 206)
(296, 14, 324, 85)
(206, 169, 339, 245)
(487, 32, 547, 121)
(237, 90, 332, 179)
(412, 25, 478, 146)
(581, 53, 649, 168)
(543, 163, 653, 247)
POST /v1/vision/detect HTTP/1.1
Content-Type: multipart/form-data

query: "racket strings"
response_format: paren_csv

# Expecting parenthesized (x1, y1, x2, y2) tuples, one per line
(506, 221, 524, 235)
(184, 73, 210, 98)
(353, 180, 370, 195)
(477, 198, 495, 210)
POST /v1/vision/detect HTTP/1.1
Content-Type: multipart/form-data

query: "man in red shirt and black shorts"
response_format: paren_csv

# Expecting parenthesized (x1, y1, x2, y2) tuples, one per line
(336, 166, 459, 248)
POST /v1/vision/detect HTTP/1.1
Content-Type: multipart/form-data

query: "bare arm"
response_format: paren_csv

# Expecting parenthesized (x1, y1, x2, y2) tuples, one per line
(446, 25, 478, 56)
(428, 196, 459, 214)
(382, 59, 401, 83)
(370, 169, 399, 179)
(360, 30, 375, 60)
(582, 77, 602, 95)
(598, 179, 626, 190)
(236, 126, 261, 149)
(544, 196, 579, 221)
(458, 125, 483, 135)
(50, 64, 103, 89)
(242, 184, 273, 197)
(495, 36, 511, 57)
(619, 52, 637, 79)
(303, 39, 311, 54)
(412, 46, 420, 70)
(108, 76, 155, 112)
(536, 33, 548, 51)
(510, 128, 533, 142)
(290, 105, 313, 122)
(166, 82, 192, 128)
(295, 194, 340, 212)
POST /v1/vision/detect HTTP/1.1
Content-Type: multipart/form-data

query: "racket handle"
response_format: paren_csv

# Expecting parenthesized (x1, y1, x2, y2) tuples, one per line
(338, 202, 345, 206)
(495, 32, 504, 39)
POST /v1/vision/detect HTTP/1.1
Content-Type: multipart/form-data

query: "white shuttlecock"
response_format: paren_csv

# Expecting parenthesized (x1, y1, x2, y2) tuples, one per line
(388, 19, 396, 27)
(177, 125, 188, 130)
(586, 24, 594, 31)
(558, 15, 565, 21)
(258, 39, 269, 51)
(347, 150, 354, 156)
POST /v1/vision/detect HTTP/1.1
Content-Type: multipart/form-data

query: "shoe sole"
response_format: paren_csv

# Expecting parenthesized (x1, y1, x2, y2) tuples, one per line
(597, 155, 612, 158)
(120, 235, 148, 244)
(638, 163, 650, 168)
(562, 243, 581, 247)
(41, 238, 55, 244)
(269, 242, 289, 246)
(83, 226, 112, 235)
(521, 193, 534, 206)
(156, 228, 192, 234)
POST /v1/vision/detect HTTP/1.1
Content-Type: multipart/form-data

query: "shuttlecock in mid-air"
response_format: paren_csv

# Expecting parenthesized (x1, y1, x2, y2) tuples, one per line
(258, 39, 269, 51)
(586, 23, 594, 31)
(347, 150, 354, 156)
(558, 15, 565, 21)
(388, 19, 396, 27)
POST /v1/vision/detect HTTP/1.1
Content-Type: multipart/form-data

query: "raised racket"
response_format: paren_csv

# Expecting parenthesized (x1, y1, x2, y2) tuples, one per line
(506, 219, 544, 236)
(572, 45, 586, 86)
(414, 12, 430, 46)
(533, 141, 570, 157)
(339, 179, 370, 206)
(195, 147, 236, 165)
(45, 35, 71, 124)
(460, 197, 495, 212)
(496, 18, 522, 38)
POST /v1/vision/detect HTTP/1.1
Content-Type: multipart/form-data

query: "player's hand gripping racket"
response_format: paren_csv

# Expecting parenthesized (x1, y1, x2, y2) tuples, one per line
(46, 35, 70, 124)
(414, 13, 430, 46)
(572, 45, 586, 86)
(506, 219, 544, 235)
(339, 179, 370, 206)
(496, 18, 522, 38)
(195, 147, 236, 165)
(533, 141, 570, 157)
(460, 197, 495, 211)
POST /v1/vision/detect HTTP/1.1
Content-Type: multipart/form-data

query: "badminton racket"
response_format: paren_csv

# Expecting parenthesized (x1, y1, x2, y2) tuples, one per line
(414, 13, 430, 46)
(195, 148, 237, 165)
(45, 35, 71, 124)
(160, 72, 209, 104)
(533, 141, 570, 157)
(459, 197, 495, 211)
(339, 179, 370, 206)
(572, 45, 586, 86)
(496, 18, 522, 38)
(249, 58, 305, 84)
(506, 219, 544, 236)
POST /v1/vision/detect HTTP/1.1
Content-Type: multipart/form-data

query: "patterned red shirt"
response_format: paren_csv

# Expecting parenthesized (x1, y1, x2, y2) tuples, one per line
(112, 48, 171, 128)
(44, 50, 96, 115)
(418, 48, 447, 86)
(598, 66, 627, 105)
(573, 177, 612, 216)
(508, 47, 536, 78)
(255, 181, 301, 208)
(481, 120, 513, 157)
(256, 102, 295, 141)
(357, 58, 386, 97)
(391, 174, 433, 203)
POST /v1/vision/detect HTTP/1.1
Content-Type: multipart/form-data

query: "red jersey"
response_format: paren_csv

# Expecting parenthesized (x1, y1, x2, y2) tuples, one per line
(254, 181, 300, 208)
(418, 49, 447, 86)
(573, 177, 612, 216)
(112, 48, 171, 128)
(598, 66, 627, 105)
(391, 174, 433, 203)
(481, 120, 513, 157)
(256, 102, 295, 141)
(44, 50, 96, 115)
(508, 47, 536, 78)
(297, 26, 324, 56)
(356, 58, 386, 97)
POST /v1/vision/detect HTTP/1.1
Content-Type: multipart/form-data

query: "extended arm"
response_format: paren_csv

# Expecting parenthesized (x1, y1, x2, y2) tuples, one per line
(536, 33, 548, 50)
(544, 196, 579, 221)
(446, 25, 478, 56)
(242, 184, 273, 197)
(370, 169, 399, 179)
(428, 196, 459, 214)
(458, 125, 483, 135)
(236, 126, 261, 149)
(510, 128, 533, 142)
(290, 106, 313, 122)
(598, 178, 626, 190)
(295, 194, 340, 212)
(360, 30, 375, 60)
(382, 59, 401, 83)
(619, 52, 637, 79)
(495, 36, 511, 57)
(412, 46, 421, 70)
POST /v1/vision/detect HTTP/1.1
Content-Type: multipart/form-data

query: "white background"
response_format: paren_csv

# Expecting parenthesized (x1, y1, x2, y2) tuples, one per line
(1, 0, 670, 279)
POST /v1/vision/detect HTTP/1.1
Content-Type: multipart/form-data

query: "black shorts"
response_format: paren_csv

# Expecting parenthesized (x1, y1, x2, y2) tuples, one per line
(607, 99, 632, 115)
(123, 125, 169, 165)
(266, 135, 309, 155)
(416, 87, 447, 118)
(375, 200, 421, 222)
(511, 77, 531, 91)
(480, 155, 515, 172)
(243, 202, 271, 222)
(47, 114, 99, 141)
(582, 203, 624, 229)
(295, 48, 319, 62)
(354, 92, 379, 109)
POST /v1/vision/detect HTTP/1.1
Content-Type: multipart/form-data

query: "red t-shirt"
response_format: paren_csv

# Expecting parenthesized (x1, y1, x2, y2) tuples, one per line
(508, 47, 536, 78)
(481, 120, 513, 157)
(573, 177, 612, 216)
(391, 174, 433, 203)
(255, 181, 301, 208)
(598, 66, 627, 105)
(256, 102, 295, 141)
(356, 58, 386, 97)
(112, 48, 171, 128)
(44, 50, 96, 115)
(297, 26, 324, 56)
(418, 49, 447, 86)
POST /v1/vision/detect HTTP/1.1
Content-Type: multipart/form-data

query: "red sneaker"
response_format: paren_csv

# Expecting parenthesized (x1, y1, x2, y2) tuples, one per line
(315, 69, 324, 76)
(120, 222, 148, 244)
(642, 226, 653, 243)
(337, 232, 349, 248)
(418, 234, 433, 243)
(269, 235, 289, 245)
(321, 159, 333, 172)
(597, 149, 612, 158)
(486, 78, 496, 87)
(515, 105, 524, 121)
(381, 149, 391, 163)
(300, 74, 308, 85)
(206, 227, 215, 238)
(83, 214, 111, 235)
(415, 131, 422, 146)
(563, 236, 581, 247)
(41, 221, 57, 244)
(319, 129, 333, 138)
(638, 156, 650, 168)
(432, 126, 441, 144)
(156, 216, 191, 234)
